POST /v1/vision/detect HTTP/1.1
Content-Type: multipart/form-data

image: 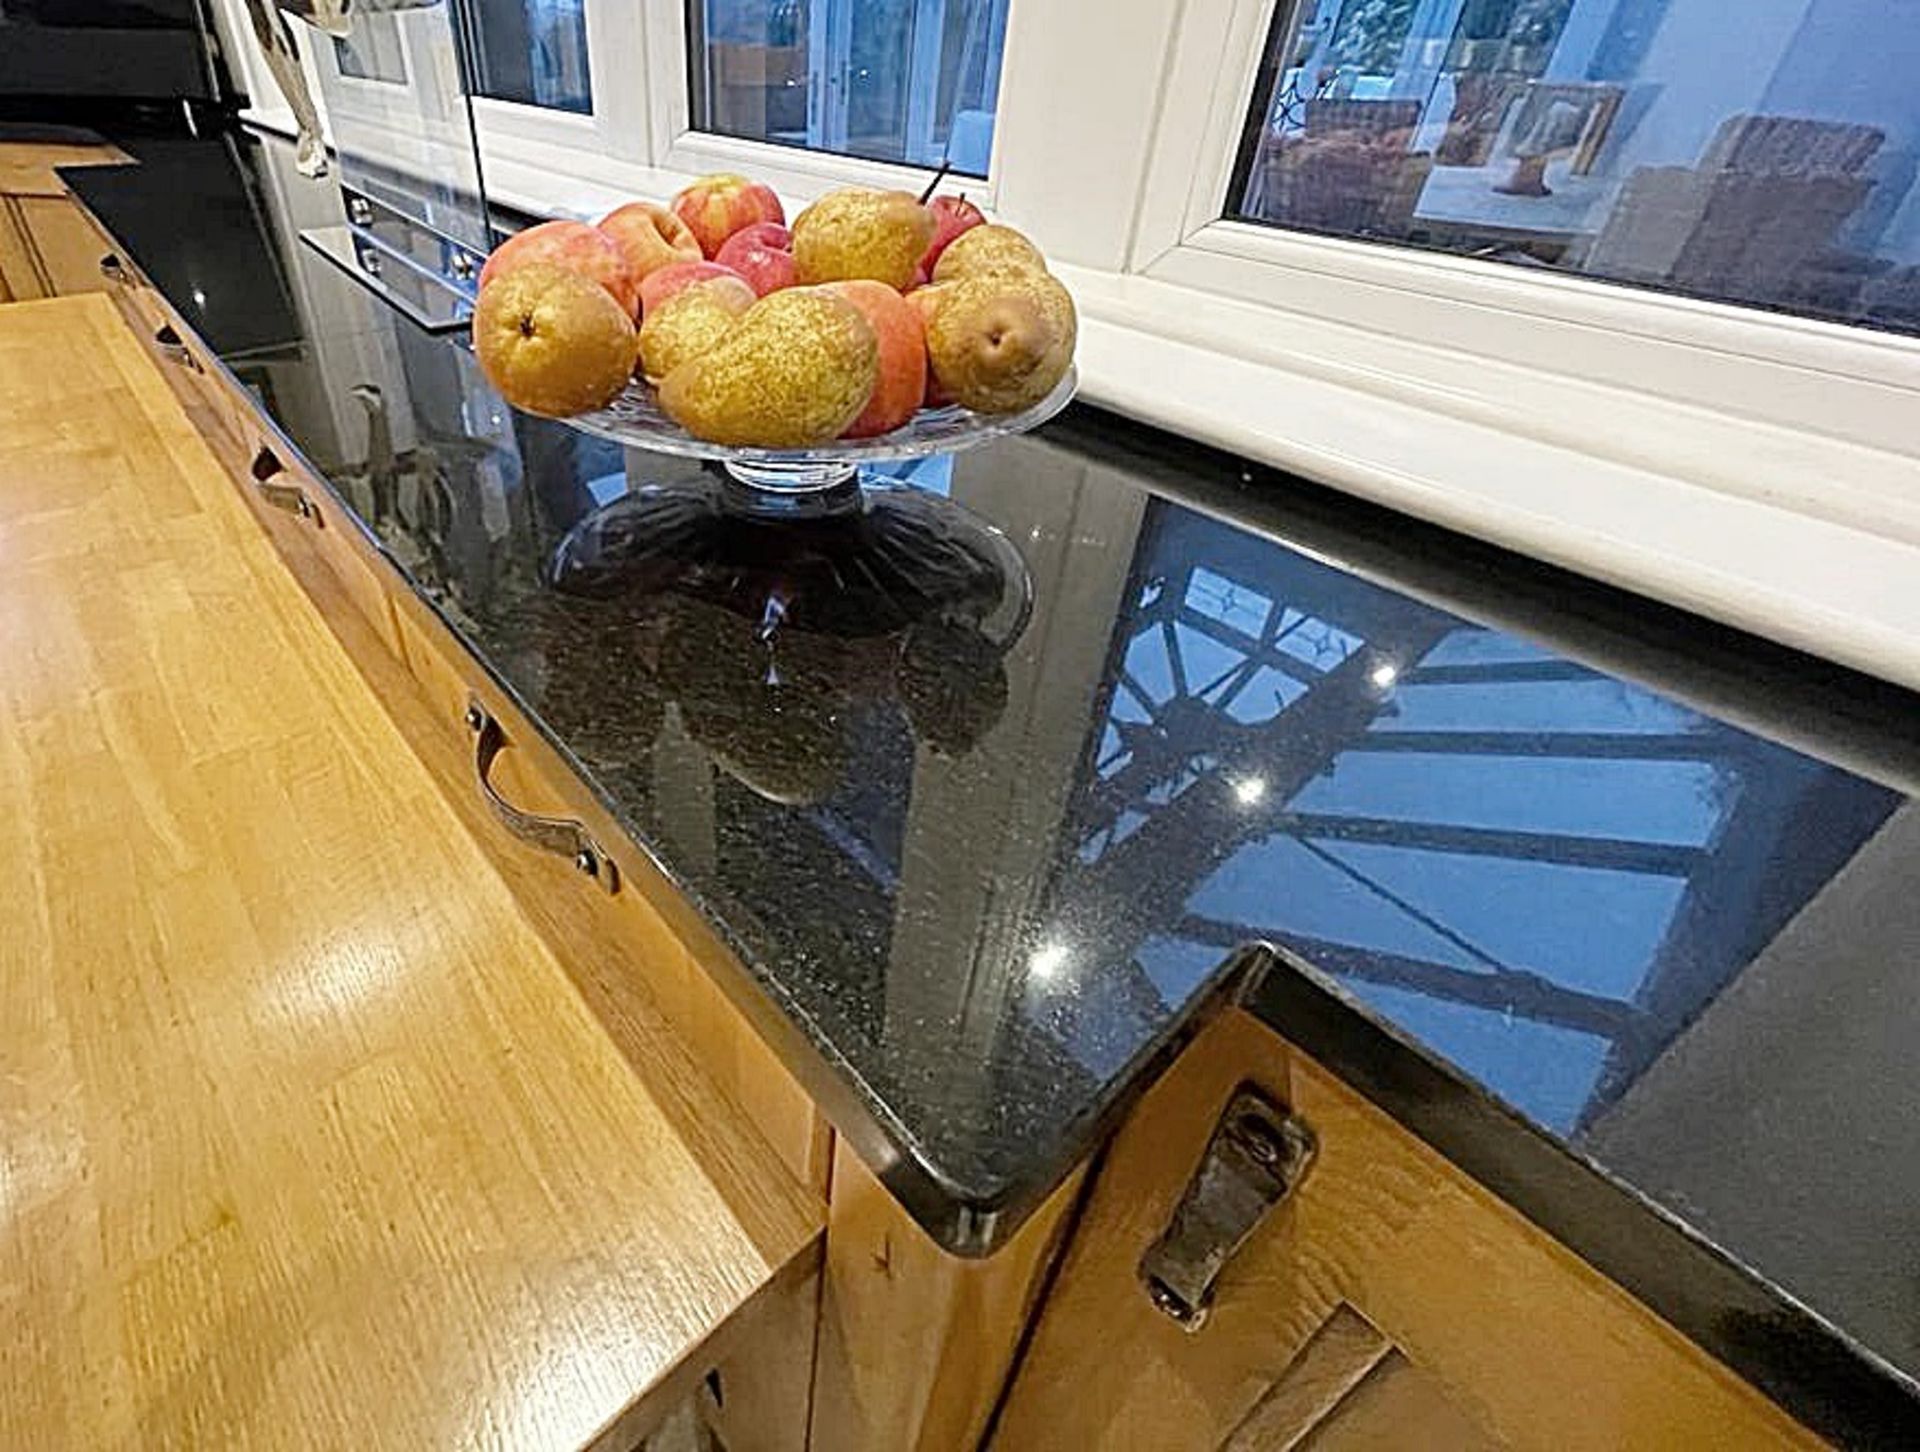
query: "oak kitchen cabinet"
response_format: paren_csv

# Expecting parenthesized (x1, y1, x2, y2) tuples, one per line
(993, 1010, 1821, 1450)
(16, 124, 1918, 1449)
(0, 293, 822, 1451)
(0, 139, 126, 301)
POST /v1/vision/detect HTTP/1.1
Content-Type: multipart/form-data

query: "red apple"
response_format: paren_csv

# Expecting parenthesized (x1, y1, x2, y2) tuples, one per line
(671, 173, 785, 258)
(714, 222, 796, 296)
(596, 202, 702, 291)
(906, 284, 952, 406)
(827, 279, 926, 438)
(639, 260, 748, 317)
(920, 194, 987, 276)
(479, 220, 639, 320)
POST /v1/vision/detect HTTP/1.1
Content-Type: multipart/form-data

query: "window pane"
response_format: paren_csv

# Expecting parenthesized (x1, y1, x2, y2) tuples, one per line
(688, 0, 1010, 175)
(335, 18, 409, 85)
(1231, 0, 1920, 337)
(465, 0, 592, 113)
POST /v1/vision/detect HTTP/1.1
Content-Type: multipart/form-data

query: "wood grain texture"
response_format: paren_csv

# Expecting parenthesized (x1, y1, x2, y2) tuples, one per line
(203, 404, 830, 1452)
(1299, 1354, 1494, 1452)
(384, 596, 835, 1202)
(810, 1147, 1086, 1452)
(1222, 1306, 1390, 1452)
(0, 295, 820, 1451)
(994, 1010, 1826, 1452)
(0, 139, 130, 197)
(16, 195, 114, 296)
(0, 197, 47, 300)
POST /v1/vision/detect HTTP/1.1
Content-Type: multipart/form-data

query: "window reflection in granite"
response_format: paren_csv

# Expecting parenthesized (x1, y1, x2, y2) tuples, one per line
(1048, 503, 1897, 1131)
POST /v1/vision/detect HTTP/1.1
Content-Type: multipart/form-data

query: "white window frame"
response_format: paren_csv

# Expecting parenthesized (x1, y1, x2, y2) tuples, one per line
(468, 0, 650, 164)
(1115, 0, 1920, 464)
(639, 0, 1001, 205)
(216, 0, 1920, 689)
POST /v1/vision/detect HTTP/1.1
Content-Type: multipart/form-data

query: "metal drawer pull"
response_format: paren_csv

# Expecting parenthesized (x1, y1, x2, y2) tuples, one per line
(99, 253, 129, 284)
(1139, 1085, 1315, 1330)
(248, 445, 318, 523)
(464, 699, 618, 894)
(153, 324, 202, 373)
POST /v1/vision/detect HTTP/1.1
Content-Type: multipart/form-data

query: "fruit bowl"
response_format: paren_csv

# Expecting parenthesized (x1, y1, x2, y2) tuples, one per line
(559, 365, 1077, 496)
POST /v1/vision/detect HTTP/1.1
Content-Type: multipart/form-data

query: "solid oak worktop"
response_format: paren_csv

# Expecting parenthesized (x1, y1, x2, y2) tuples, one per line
(0, 294, 819, 1448)
(64, 126, 1920, 1444)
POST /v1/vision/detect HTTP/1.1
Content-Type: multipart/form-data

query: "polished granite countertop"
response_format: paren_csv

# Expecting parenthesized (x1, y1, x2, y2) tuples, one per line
(68, 126, 1920, 1444)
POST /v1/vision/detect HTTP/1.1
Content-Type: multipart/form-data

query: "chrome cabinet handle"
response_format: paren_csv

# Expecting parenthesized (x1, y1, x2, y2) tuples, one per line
(249, 444, 318, 524)
(464, 699, 618, 894)
(153, 323, 202, 373)
(99, 253, 129, 284)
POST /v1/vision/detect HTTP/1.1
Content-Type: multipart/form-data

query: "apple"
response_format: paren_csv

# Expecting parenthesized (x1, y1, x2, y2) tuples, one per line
(906, 284, 954, 407)
(714, 222, 796, 297)
(639, 260, 748, 317)
(478, 220, 639, 320)
(671, 173, 785, 258)
(596, 201, 702, 290)
(828, 280, 925, 438)
(472, 263, 638, 418)
(920, 193, 986, 276)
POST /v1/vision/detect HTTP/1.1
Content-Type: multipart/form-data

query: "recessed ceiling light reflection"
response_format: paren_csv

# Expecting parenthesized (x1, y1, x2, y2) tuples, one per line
(1028, 942, 1070, 980)
(1369, 662, 1399, 690)
(1233, 776, 1267, 806)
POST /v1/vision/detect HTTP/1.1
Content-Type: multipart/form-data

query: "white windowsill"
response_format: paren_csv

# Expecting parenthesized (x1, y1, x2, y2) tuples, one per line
(1060, 263, 1920, 695)
(236, 111, 1920, 695)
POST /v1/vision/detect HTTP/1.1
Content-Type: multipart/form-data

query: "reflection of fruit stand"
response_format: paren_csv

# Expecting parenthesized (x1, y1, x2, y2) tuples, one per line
(543, 475, 1033, 803)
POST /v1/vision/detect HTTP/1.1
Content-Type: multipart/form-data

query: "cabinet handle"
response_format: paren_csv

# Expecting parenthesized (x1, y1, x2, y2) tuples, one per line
(1139, 1085, 1315, 1330)
(249, 444, 318, 524)
(98, 253, 129, 285)
(464, 698, 619, 894)
(153, 323, 202, 374)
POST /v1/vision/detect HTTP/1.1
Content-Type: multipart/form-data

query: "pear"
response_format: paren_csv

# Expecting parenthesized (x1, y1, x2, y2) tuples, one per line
(473, 263, 637, 417)
(924, 271, 1076, 414)
(659, 287, 879, 447)
(792, 188, 935, 290)
(638, 273, 755, 382)
(930, 223, 1046, 284)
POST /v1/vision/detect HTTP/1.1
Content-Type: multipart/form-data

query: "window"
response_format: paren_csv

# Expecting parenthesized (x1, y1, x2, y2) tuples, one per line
(686, 0, 1011, 174)
(465, 0, 593, 113)
(219, 0, 1920, 683)
(1229, 0, 1920, 336)
(335, 17, 408, 85)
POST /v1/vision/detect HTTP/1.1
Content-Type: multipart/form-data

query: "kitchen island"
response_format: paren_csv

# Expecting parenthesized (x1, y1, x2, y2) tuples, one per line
(16, 122, 1920, 1446)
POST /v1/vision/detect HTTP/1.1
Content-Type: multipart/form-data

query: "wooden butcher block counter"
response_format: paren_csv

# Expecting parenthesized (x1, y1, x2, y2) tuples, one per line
(0, 294, 821, 1450)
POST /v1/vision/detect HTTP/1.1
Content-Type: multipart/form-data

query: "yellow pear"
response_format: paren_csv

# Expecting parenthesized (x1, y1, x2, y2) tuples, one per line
(930, 223, 1047, 284)
(638, 273, 755, 381)
(792, 187, 935, 290)
(924, 270, 1076, 414)
(472, 263, 637, 417)
(659, 287, 879, 446)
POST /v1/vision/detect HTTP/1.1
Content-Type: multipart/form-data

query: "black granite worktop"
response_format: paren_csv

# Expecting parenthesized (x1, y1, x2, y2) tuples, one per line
(68, 126, 1920, 1445)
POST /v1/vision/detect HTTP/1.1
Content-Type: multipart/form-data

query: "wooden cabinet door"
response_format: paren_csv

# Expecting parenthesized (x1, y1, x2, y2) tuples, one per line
(0, 193, 114, 300)
(18, 195, 115, 296)
(993, 1012, 1823, 1452)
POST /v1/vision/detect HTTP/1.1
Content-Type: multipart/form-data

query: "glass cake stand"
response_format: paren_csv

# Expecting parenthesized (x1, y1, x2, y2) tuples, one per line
(561, 365, 1077, 505)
